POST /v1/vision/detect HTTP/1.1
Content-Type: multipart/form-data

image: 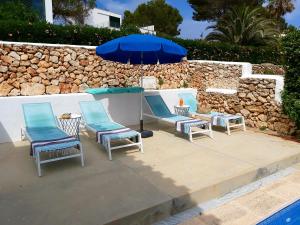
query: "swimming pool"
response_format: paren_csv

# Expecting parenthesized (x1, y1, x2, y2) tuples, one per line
(257, 199, 300, 225)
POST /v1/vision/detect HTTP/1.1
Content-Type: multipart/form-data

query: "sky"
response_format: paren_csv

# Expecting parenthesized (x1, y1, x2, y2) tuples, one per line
(96, 0, 300, 39)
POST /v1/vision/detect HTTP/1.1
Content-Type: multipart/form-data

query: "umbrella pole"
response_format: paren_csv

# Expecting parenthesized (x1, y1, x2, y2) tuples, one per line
(140, 52, 144, 132)
(140, 65, 144, 132)
(139, 53, 153, 138)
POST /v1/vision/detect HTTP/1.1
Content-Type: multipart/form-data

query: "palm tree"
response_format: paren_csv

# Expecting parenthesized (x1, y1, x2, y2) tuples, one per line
(205, 6, 279, 46)
(52, 0, 96, 25)
(266, 0, 295, 19)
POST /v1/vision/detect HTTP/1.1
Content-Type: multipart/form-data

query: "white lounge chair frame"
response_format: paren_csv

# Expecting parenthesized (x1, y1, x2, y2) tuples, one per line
(144, 101, 213, 142)
(21, 128, 84, 177)
(195, 113, 246, 135)
(81, 119, 143, 161)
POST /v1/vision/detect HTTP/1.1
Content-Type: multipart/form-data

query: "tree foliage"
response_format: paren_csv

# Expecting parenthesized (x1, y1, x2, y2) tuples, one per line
(0, 20, 140, 46)
(52, 0, 96, 25)
(266, 0, 295, 20)
(0, 0, 40, 22)
(282, 30, 300, 128)
(188, 0, 262, 22)
(122, 0, 183, 36)
(189, 0, 295, 32)
(206, 6, 279, 46)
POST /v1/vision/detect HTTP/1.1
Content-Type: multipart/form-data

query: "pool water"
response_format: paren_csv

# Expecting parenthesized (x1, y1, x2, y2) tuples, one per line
(257, 199, 300, 225)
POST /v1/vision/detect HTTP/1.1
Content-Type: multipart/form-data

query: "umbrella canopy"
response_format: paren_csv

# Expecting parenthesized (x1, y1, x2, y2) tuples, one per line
(96, 34, 187, 64)
(96, 34, 187, 136)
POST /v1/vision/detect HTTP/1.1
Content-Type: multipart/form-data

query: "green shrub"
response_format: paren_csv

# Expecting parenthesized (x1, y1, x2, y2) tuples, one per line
(0, 20, 284, 64)
(282, 30, 300, 129)
(263, 69, 276, 75)
(0, 0, 40, 22)
(172, 38, 284, 64)
(158, 77, 164, 87)
(0, 20, 133, 46)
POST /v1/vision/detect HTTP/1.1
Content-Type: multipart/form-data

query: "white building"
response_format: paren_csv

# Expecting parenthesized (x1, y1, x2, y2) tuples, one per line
(44, 0, 53, 23)
(139, 25, 156, 35)
(85, 8, 156, 35)
(40, 0, 156, 34)
(85, 8, 122, 29)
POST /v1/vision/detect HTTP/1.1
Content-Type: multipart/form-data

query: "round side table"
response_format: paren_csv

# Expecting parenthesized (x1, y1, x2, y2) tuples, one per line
(57, 114, 81, 140)
(174, 105, 190, 117)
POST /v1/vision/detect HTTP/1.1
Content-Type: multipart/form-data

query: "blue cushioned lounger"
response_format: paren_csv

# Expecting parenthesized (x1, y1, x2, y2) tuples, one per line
(79, 101, 143, 160)
(22, 103, 84, 176)
(178, 92, 246, 135)
(144, 95, 213, 141)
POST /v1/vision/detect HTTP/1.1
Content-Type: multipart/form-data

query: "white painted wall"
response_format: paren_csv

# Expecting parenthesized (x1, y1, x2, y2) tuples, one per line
(85, 8, 122, 29)
(140, 26, 156, 35)
(144, 88, 197, 115)
(0, 93, 140, 143)
(45, 0, 53, 23)
(0, 89, 197, 143)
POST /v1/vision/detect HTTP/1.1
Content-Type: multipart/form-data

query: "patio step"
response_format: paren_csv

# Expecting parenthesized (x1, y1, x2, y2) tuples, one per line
(104, 153, 300, 225)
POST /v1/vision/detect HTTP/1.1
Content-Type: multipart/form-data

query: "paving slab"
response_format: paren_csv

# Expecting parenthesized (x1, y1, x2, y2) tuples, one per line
(180, 170, 300, 225)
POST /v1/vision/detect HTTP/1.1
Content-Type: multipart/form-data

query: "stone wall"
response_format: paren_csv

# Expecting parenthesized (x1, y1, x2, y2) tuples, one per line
(197, 78, 295, 134)
(190, 60, 296, 134)
(0, 43, 191, 96)
(0, 42, 296, 134)
(252, 63, 285, 75)
(189, 62, 241, 90)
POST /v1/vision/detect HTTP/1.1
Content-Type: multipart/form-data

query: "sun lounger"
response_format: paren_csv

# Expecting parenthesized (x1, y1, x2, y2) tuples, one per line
(79, 101, 143, 160)
(22, 103, 84, 176)
(144, 95, 213, 141)
(178, 92, 246, 135)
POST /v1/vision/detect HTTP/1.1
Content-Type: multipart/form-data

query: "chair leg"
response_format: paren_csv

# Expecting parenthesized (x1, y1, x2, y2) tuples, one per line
(226, 120, 231, 135)
(79, 143, 84, 167)
(36, 152, 42, 177)
(209, 123, 213, 139)
(242, 117, 246, 131)
(138, 134, 144, 153)
(189, 127, 193, 142)
(107, 139, 112, 161)
(21, 128, 25, 141)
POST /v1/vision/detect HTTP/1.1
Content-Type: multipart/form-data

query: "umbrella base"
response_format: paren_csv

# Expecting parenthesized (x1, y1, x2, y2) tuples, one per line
(140, 130, 153, 138)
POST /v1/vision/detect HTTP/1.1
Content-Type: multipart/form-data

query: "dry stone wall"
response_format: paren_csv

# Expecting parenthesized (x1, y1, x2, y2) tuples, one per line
(190, 60, 295, 134)
(197, 78, 295, 134)
(0, 43, 191, 96)
(0, 42, 296, 134)
(189, 62, 241, 90)
(252, 63, 285, 75)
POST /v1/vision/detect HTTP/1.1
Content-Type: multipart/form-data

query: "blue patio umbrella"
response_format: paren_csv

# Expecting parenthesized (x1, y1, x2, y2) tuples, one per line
(96, 34, 187, 137)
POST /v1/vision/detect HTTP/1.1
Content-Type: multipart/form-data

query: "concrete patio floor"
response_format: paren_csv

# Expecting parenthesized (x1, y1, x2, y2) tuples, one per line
(0, 123, 299, 225)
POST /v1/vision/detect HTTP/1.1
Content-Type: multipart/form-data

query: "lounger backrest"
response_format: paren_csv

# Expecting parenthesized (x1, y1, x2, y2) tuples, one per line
(178, 93, 198, 113)
(22, 103, 57, 128)
(79, 101, 111, 125)
(145, 95, 173, 117)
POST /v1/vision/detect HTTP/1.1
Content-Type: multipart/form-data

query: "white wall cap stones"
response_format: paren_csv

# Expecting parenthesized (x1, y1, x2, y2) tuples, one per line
(206, 88, 237, 95)
(0, 41, 97, 50)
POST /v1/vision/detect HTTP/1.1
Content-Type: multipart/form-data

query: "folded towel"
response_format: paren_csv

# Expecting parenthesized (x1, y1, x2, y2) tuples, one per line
(175, 119, 209, 134)
(96, 128, 133, 144)
(31, 136, 80, 156)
